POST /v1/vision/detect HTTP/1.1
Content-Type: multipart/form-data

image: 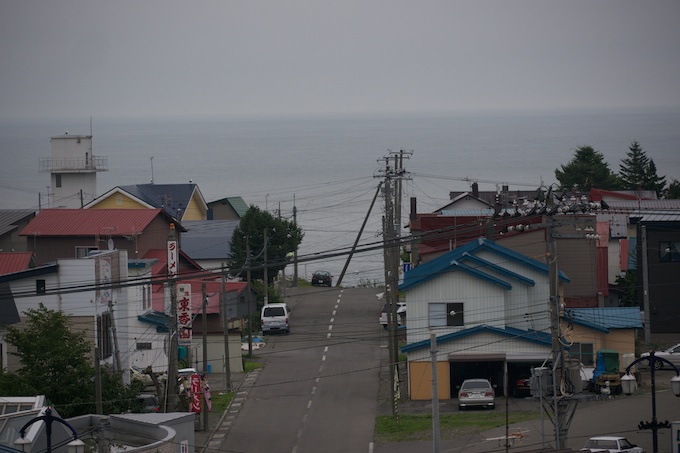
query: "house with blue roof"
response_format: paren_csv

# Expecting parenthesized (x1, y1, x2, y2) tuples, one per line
(399, 237, 568, 400)
(84, 183, 209, 221)
(561, 307, 642, 368)
(398, 237, 643, 401)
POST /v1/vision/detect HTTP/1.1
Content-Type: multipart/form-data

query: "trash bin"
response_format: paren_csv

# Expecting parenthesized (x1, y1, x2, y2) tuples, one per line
(207, 364, 212, 373)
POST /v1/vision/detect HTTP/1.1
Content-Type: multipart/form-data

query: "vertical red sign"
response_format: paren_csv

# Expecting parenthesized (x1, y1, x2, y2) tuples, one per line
(190, 373, 201, 413)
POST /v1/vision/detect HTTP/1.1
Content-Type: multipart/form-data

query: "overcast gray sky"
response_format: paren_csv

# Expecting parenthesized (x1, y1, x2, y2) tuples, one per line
(2, 1, 679, 120)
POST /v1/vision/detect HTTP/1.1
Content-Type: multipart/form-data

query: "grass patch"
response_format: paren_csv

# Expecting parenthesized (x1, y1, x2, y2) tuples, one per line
(243, 358, 264, 372)
(375, 410, 540, 442)
(209, 391, 233, 412)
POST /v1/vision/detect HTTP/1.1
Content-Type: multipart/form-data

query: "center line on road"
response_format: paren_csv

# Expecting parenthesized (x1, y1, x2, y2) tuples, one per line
(330, 317, 334, 323)
(328, 325, 333, 331)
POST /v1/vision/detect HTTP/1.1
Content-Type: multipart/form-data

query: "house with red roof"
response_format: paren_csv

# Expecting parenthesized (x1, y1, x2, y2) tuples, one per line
(19, 208, 185, 265)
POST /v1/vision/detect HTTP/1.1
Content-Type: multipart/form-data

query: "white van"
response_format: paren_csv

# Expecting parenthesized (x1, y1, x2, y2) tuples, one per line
(261, 303, 291, 334)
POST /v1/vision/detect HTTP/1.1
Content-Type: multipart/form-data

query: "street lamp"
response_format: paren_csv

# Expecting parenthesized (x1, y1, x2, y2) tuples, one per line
(620, 351, 680, 453)
(15, 407, 81, 453)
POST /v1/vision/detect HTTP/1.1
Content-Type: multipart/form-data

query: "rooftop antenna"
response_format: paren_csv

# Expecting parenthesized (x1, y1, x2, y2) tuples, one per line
(150, 156, 154, 183)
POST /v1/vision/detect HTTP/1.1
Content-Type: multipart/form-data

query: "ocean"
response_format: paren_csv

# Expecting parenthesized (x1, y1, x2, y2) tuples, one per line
(1, 108, 679, 286)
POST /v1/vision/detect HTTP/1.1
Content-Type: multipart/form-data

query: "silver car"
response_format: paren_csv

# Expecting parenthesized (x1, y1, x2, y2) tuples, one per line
(457, 378, 495, 410)
(640, 343, 680, 370)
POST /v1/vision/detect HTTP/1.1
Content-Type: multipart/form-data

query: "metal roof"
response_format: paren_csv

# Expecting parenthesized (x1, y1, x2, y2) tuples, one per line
(402, 324, 552, 353)
(564, 307, 643, 332)
(207, 196, 249, 218)
(0, 210, 36, 237)
(118, 183, 203, 218)
(181, 220, 239, 259)
(439, 208, 495, 216)
(0, 252, 34, 275)
(19, 209, 164, 237)
(630, 210, 680, 222)
(606, 199, 680, 210)
(399, 237, 569, 292)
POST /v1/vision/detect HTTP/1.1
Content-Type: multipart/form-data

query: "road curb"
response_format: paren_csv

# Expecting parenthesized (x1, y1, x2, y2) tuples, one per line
(198, 368, 261, 453)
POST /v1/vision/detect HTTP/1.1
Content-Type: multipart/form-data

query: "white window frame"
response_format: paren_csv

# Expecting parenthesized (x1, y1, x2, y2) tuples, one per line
(429, 302, 464, 327)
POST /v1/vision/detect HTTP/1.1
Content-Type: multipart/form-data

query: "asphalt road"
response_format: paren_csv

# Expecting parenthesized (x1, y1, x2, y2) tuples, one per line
(219, 286, 384, 453)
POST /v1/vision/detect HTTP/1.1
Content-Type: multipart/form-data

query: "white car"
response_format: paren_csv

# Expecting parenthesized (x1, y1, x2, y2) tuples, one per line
(457, 378, 495, 410)
(580, 436, 644, 452)
(380, 302, 406, 329)
(640, 343, 680, 369)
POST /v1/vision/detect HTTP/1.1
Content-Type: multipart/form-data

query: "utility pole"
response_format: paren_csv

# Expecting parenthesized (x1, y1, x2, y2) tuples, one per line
(202, 281, 209, 431)
(263, 228, 268, 305)
(108, 299, 122, 381)
(167, 223, 178, 411)
(292, 199, 298, 287)
(246, 238, 253, 356)
(430, 333, 440, 453)
(641, 225, 651, 344)
(221, 264, 232, 390)
(94, 346, 103, 414)
(380, 157, 399, 419)
(547, 217, 562, 449)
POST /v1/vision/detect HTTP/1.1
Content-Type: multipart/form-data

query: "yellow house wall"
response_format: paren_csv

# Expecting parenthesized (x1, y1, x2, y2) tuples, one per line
(563, 322, 637, 372)
(90, 193, 149, 209)
(408, 360, 451, 400)
(182, 194, 207, 220)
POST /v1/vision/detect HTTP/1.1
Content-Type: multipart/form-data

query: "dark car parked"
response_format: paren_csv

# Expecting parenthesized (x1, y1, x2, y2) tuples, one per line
(312, 270, 332, 286)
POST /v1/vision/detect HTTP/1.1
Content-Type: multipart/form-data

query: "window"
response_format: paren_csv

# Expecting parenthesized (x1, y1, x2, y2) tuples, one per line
(136, 342, 152, 350)
(142, 285, 152, 311)
(55, 174, 62, 188)
(429, 302, 464, 327)
(97, 312, 112, 359)
(570, 342, 594, 366)
(116, 195, 123, 205)
(659, 241, 680, 262)
(36, 279, 46, 294)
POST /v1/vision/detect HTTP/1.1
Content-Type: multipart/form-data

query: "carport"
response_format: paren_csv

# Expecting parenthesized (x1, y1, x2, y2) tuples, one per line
(449, 354, 547, 398)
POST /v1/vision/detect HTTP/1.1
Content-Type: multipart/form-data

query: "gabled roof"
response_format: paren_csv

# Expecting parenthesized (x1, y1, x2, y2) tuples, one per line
(0, 263, 59, 283)
(143, 248, 204, 278)
(19, 208, 183, 237)
(435, 192, 493, 213)
(399, 237, 569, 292)
(88, 183, 207, 219)
(0, 252, 35, 275)
(181, 220, 239, 259)
(401, 324, 552, 353)
(0, 210, 36, 236)
(207, 197, 249, 218)
(0, 263, 59, 326)
(564, 307, 643, 333)
(175, 278, 250, 314)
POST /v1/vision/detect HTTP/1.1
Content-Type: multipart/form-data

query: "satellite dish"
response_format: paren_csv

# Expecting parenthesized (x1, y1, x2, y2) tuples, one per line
(107, 239, 114, 250)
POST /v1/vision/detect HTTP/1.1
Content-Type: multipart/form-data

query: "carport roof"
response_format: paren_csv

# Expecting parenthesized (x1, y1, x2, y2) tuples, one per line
(401, 324, 552, 354)
(564, 307, 643, 332)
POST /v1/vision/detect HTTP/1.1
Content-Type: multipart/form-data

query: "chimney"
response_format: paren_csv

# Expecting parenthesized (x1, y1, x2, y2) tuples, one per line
(472, 182, 479, 197)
